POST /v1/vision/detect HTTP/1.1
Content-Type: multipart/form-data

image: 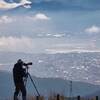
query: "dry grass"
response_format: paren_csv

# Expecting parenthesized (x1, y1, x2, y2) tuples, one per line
(6, 94, 99, 100)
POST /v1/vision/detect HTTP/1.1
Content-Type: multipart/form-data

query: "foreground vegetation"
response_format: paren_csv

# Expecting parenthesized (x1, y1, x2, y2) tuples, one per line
(7, 94, 99, 100)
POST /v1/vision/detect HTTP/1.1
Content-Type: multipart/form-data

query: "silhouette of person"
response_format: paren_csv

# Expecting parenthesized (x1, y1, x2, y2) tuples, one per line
(13, 59, 27, 100)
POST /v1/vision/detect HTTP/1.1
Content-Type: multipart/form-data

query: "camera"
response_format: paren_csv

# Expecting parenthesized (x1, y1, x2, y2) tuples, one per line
(24, 62, 33, 66)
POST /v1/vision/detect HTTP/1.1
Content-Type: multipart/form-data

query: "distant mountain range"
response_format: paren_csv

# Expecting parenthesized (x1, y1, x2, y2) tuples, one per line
(0, 70, 100, 99)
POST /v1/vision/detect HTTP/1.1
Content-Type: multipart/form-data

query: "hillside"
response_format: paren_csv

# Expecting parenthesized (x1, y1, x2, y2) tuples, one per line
(0, 71, 100, 99)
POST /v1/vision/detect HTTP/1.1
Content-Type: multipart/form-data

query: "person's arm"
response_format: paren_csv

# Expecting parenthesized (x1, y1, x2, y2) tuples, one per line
(20, 67, 27, 77)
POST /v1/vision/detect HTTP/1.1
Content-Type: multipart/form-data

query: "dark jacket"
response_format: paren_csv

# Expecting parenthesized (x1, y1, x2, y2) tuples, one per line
(13, 63, 27, 84)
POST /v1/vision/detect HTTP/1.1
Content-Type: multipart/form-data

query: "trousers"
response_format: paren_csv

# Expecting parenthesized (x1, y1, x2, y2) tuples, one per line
(14, 82, 26, 100)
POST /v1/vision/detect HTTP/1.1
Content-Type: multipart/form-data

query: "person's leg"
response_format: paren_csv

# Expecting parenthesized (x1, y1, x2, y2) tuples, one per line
(14, 84, 20, 100)
(20, 83, 27, 100)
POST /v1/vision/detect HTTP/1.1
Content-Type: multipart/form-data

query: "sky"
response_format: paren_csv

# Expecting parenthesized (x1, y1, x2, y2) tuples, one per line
(0, 0, 100, 53)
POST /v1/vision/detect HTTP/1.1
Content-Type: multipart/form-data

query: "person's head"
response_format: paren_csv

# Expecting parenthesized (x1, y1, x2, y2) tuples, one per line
(17, 59, 23, 65)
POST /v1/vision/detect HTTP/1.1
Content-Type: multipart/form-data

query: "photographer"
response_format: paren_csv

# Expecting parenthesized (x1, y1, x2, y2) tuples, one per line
(13, 59, 28, 100)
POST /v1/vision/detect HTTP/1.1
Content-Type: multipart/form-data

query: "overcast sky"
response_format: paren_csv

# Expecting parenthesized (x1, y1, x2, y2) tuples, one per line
(0, 0, 100, 53)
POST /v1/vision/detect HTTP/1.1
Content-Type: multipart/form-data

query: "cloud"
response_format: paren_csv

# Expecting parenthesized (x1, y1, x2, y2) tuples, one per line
(53, 34, 65, 38)
(37, 33, 65, 38)
(45, 49, 91, 54)
(0, 0, 32, 9)
(0, 36, 54, 53)
(29, 13, 50, 21)
(27, 0, 100, 11)
(0, 15, 14, 23)
(45, 43, 100, 54)
(0, 36, 100, 54)
(45, 48, 100, 54)
(0, 36, 34, 53)
(23, 4, 31, 8)
(85, 25, 100, 33)
(0, 0, 100, 11)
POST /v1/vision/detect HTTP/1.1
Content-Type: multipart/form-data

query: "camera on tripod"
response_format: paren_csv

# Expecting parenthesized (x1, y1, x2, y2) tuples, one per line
(24, 62, 33, 66)
(17, 59, 32, 66)
(23, 62, 33, 69)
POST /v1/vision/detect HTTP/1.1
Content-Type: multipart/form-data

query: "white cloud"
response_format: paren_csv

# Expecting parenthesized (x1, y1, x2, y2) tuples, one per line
(45, 43, 100, 54)
(20, 0, 31, 4)
(85, 25, 100, 33)
(0, 36, 99, 54)
(45, 48, 100, 54)
(23, 4, 31, 8)
(0, 0, 32, 9)
(0, 36, 34, 53)
(0, 36, 55, 53)
(29, 13, 50, 21)
(0, 15, 13, 23)
(53, 34, 65, 38)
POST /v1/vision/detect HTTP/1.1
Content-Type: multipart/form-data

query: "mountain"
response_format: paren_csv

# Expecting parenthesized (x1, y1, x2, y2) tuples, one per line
(0, 71, 100, 99)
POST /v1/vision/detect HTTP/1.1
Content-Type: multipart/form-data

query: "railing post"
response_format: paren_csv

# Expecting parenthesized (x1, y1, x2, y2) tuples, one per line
(96, 96, 98, 100)
(57, 94, 60, 100)
(77, 96, 80, 100)
(36, 96, 39, 100)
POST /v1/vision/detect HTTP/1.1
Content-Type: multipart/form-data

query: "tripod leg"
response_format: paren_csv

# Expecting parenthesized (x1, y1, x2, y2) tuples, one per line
(28, 73, 40, 96)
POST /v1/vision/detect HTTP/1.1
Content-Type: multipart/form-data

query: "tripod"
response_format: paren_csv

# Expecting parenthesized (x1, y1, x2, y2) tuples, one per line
(25, 66, 40, 97)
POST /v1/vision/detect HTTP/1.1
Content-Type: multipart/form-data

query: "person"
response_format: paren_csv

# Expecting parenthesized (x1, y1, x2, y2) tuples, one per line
(13, 59, 28, 100)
